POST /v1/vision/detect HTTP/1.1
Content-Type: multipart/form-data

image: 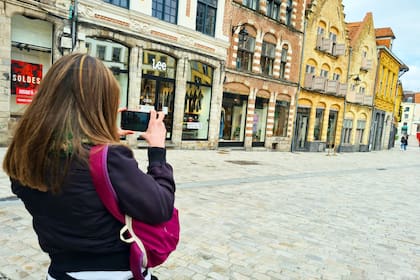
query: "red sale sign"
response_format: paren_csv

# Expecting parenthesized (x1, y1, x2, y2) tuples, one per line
(11, 60, 43, 104)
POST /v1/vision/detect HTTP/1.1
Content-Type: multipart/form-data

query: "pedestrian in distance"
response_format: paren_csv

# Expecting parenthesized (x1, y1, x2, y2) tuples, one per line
(2, 53, 176, 280)
(400, 135, 408, 151)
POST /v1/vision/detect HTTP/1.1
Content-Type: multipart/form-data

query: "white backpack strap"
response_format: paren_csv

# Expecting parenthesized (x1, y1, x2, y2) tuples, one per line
(119, 215, 148, 267)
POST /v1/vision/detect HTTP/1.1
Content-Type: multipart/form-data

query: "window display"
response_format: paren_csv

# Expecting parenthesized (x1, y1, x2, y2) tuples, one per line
(252, 97, 268, 143)
(220, 93, 247, 143)
(273, 100, 289, 137)
(141, 51, 177, 139)
(182, 61, 213, 140)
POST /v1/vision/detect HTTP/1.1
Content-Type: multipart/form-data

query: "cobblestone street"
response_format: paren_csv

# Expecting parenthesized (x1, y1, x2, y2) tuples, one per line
(0, 142, 419, 279)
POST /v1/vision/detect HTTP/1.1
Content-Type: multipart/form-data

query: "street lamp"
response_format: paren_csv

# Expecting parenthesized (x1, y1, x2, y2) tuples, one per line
(348, 74, 361, 86)
(231, 24, 248, 43)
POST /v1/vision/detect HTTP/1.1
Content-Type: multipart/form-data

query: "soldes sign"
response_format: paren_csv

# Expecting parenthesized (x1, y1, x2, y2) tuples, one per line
(11, 60, 43, 104)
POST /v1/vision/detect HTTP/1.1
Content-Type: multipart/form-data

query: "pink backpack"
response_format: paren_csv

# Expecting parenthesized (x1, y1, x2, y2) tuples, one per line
(89, 145, 180, 280)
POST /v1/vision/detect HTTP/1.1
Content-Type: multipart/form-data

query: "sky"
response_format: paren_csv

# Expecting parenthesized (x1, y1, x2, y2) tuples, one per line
(342, 0, 420, 92)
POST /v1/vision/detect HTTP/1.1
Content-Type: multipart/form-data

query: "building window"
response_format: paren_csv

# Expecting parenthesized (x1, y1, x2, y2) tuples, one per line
(306, 64, 315, 74)
(313, 108, 324, 141)
(279, 46, 288, 79)
(196, 0, 217, 36)
(103, 0, 129, 8)
(355, 120, 366, 144)
(404, 107, 410, 112)
(343, 119, 352, 144)
(152, 0, 178, 24)
(243, 0, 258, 10)
(236, 35, 255, 72)
(285, 0, 293, 26)
(266, 0, 280, 20)
(359, 87, 365, 94)
(332, 73, 340, 80)
(404, 113, 409, 119)
(96, 45, 106, 60)
(329, 32, 337, 42)
(273, 100, 289, 137)
(320, 69, 328, 78)
(261, 41, 275, 76)
(112, 47, 121, 62)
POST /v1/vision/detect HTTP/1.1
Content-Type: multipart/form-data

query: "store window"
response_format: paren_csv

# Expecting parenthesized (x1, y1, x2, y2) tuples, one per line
(327, 110, 338, 147)
(182, 61, 213, 140)
(343, 119, 352, 144)
(252, 97, 268, 144)
(236, 35, 255, 72)
(152, 0, 178, 24)
(355, 120, 366, 144)
(273, 100, 289, 137)
(141, 50, 177, 139)
(196, 0, 217, 36)
(314, 108, 324, 141)
(220, 93, 248, 143)
(10, 15, 52, 115)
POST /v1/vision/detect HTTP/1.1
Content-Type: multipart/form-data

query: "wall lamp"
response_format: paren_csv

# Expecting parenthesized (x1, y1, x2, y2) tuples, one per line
(231, 24, 248, 43)
(349, 74, 361, 86)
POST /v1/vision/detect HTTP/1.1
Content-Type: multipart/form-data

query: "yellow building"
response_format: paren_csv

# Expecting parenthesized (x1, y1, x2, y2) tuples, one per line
(292, 0, 349, 152)
(370, 28, 408, 150)
(340, 13, 377, 152)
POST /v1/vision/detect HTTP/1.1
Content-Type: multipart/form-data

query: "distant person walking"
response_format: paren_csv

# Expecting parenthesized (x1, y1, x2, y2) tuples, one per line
(400, 135, 408, 151)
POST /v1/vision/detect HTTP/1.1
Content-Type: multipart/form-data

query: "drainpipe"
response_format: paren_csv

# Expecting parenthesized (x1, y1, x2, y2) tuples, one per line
(71, 0, 78, 51)
(338, 47, 352, 152)
(290, 13, 308, 152)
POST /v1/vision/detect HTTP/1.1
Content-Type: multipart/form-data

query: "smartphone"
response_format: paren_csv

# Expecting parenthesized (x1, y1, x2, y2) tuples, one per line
(120, 110, 150, 132)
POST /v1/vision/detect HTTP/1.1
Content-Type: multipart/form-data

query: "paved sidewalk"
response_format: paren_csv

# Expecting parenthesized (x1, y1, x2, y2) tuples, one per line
(0, 144, 419, 279)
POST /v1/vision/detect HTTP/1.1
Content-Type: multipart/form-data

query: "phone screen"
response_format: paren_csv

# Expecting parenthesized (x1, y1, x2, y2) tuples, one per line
(120, 111, 150, 132)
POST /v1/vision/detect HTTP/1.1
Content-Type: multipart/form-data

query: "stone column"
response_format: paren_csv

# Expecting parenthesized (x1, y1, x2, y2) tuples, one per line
(0, 5, 11, 146)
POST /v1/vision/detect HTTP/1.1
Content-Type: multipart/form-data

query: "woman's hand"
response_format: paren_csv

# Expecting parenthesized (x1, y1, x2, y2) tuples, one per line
(140, 110, 166, 148)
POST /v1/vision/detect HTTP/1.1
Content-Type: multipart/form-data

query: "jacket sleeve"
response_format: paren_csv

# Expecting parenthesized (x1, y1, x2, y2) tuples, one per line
(106, 145, 176, 224)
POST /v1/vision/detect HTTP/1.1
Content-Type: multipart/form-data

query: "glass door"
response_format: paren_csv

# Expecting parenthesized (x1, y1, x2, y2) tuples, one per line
(295, 107, 310, 150)
(140, 76, 175, 139)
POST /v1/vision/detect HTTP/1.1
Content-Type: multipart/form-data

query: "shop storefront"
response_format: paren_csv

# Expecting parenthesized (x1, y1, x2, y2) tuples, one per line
(219, 92, 248, 147)
(10, 15, 53, 116)
(294, 107, 310, 151)
(252, 97, 268, 147)
(140, 50, 176, 139)
(182, 61, 213, 140)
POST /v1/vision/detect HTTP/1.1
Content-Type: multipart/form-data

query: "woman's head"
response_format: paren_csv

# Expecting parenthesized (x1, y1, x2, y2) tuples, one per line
(33, 53, 121, 144)
(3, 53, 121, 192)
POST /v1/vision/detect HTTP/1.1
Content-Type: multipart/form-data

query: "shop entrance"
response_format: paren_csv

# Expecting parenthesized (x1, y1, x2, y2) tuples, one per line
(140, 75, 175, 139)
(219, 93, 248, 147)
(294, 107, 310, 151)
(252, 97, 269, 147)
(326, 110, 338, 148)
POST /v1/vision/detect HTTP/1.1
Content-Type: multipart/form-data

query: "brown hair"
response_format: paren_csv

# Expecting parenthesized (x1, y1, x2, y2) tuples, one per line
(3, 53, 121, 193)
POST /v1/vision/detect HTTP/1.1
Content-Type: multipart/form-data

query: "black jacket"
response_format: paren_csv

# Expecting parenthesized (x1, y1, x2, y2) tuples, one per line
(11, 145, 175, 274)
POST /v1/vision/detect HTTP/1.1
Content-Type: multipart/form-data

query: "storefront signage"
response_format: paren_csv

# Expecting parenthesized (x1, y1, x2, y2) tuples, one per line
(152, 59, 167, 71)
(186, 122, 202, 130)
(11, 60, 43, 104)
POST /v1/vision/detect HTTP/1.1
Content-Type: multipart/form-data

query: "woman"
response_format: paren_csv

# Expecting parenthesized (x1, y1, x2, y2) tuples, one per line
(3, 53, 175, 279)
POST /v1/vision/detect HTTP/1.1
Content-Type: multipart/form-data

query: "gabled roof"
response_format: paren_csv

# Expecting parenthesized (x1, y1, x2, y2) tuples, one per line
(347, 13, 373, 48)
(375, 27, 395, 39)
(375, 27, 395, 49)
